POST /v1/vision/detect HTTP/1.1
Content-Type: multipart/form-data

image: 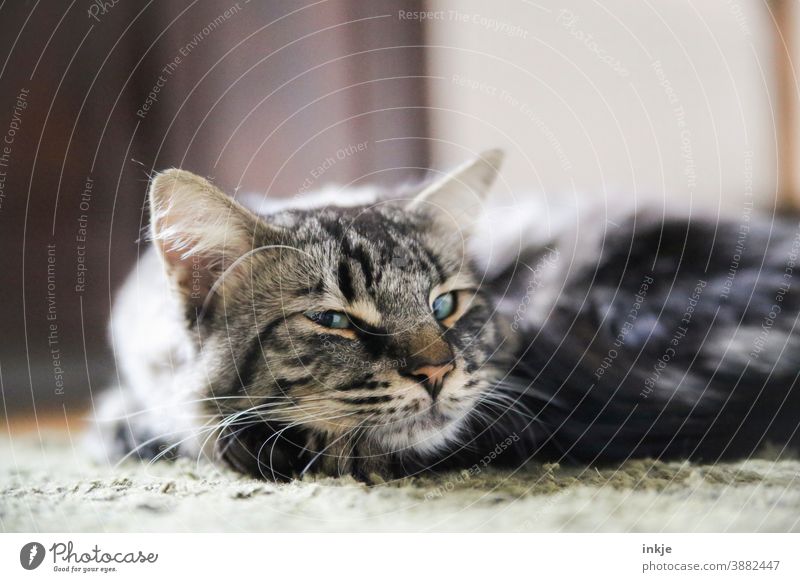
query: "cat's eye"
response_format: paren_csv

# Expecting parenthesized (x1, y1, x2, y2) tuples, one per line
(304, 310, 351, 329)
(432, 292, 457, 321)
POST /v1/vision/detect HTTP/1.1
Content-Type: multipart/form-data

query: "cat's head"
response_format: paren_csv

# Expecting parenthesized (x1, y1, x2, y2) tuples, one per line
(148, 150, 511, 480)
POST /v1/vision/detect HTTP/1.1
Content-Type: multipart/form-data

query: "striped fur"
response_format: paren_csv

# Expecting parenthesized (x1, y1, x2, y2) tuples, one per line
(89, 151, 800, 481)
(91, 152, 516, 481)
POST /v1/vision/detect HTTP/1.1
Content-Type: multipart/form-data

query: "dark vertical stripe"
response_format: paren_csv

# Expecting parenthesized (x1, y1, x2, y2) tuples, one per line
(338, 260, 356, 302)
(351, 244, 374, 289)
(234, 318, 284, 396)
(422, 247, 446, 283)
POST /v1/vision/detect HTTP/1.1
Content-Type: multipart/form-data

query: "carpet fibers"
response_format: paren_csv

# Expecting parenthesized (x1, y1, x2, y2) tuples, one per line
(2, 434, 799, 532)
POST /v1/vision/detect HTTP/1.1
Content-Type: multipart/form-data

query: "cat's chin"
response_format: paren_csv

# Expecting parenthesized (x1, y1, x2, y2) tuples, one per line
(369, 405, 470, 458)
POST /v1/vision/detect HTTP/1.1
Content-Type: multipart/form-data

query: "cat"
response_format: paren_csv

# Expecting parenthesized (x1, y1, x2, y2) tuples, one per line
(88, 149, 800, 481)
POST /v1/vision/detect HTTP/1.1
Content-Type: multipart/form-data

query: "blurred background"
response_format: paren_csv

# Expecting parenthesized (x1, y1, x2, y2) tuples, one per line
(0, 0, 795, 426)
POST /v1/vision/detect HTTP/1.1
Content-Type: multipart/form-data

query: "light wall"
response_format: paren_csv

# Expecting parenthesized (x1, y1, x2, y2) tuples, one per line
(424, 0, 777, 213)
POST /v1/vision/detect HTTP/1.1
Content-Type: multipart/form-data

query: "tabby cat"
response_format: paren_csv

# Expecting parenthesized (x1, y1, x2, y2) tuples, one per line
(90, 149, 800, 481)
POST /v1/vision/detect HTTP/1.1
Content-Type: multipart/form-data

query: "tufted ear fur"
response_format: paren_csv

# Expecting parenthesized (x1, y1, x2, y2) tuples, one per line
(148, 169, 267, 313)
(407, 149, 504, 235)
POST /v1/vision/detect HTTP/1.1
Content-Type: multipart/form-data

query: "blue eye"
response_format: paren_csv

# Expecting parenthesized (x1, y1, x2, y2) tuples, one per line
(305, 311, 351, 329)
(432, 292, 456, 321)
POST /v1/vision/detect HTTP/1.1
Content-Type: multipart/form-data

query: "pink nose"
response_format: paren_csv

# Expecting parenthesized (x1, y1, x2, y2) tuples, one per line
(411, 362, 455, 400)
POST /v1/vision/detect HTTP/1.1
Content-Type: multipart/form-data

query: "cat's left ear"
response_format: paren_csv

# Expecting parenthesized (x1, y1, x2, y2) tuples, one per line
(407, 148, 504, 234)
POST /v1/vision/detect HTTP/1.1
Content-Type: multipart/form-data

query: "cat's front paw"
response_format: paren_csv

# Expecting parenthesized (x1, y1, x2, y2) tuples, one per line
(310, 437, 396, 484)
(216, 422, 308, 482)
(215, 423, 398, 483)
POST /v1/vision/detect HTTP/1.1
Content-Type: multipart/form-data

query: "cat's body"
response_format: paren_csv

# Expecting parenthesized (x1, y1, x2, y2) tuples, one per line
(90, 151, 800, 480)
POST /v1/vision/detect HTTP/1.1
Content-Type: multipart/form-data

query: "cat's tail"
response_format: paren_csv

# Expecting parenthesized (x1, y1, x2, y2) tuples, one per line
(500, 323, 800, 465)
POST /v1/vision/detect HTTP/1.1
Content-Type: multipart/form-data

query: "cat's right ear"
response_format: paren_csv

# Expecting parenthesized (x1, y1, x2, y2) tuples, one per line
(407, 148, 504, 235)
(148, 169, 267, 312)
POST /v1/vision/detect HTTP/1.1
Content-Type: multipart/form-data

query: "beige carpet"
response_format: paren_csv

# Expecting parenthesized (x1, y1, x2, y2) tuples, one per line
(2, 433, 799, 532)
